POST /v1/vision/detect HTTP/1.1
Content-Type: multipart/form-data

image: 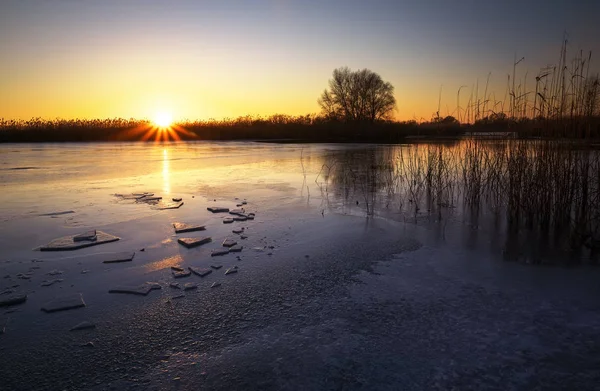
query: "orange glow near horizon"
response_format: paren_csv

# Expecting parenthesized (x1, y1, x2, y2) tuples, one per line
(153, 111, 173, 128)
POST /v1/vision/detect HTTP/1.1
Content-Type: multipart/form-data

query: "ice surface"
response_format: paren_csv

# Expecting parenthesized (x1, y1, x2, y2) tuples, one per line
(2, 143, 600, 390)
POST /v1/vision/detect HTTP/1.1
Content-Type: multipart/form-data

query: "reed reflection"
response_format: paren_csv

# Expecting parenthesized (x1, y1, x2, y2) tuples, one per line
(319, 139, 600, 265)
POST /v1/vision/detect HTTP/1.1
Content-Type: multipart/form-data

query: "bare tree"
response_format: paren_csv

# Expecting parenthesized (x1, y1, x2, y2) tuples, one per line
(318, 67, 396, 123)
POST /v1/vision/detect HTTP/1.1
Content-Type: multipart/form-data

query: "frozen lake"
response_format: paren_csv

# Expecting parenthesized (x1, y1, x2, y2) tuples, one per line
(1, 141, 600, 390)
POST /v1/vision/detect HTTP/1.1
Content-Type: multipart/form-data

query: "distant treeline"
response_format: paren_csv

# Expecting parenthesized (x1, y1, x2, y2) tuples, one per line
(0, 115, 462, 143)
(2, 114, 600, 143)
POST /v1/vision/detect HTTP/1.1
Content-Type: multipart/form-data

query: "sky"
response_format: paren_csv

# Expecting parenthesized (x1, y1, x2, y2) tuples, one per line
(1, 0, 599, 122)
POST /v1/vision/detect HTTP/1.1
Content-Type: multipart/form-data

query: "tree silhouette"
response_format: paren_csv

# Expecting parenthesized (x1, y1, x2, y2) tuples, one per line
(318, 67, 396, 123)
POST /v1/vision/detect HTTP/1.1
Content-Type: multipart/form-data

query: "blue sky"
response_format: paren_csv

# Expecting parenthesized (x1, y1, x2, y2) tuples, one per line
(1, 0, 598, 120)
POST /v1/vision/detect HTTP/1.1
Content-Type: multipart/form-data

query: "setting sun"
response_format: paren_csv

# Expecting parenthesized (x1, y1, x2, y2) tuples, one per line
(153, 112, 173, 128)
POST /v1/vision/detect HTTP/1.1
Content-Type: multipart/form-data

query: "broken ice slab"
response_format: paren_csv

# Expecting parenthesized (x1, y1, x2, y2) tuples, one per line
(233, 216, 248, 222)
(229, 245, 243, 253)
(171, 266, 184, 272)
(222, 238, 237, 247)
(173, 223, 206, 234)
(211, 248, 229, 256)
(183, 283, 198, 291)
(245, 214, 255, 220)
(156, 201, 184, 210)
(108, 283, 161, 296)
(177, 237, 212, 249)
(41, 279, 63, 287)
(38, 210, 75, 217)
(70, 321, 96, 331)
(240, 235, 248, 240)
(172, 197, 182, 202)
(73, 230, 97, 242)
(225, 268, 238, 275)
(102, 251, 135, 263)
(39, 231, 120, 251)
(210, 264, 223, 270)
(169, 282, 181, 289)
(211, 282, 221, 288)
(172, 269, 191, 278)
(41, 294, 85, 313)
(188, 266, 212, 277)
(207, 207, 229, 213)
(229, 209, 245, 216)
(0, 294, 27, 307)
(232, 228, 244, 234)
(222, 218, 234, 224)
(137, 195, 162, 202)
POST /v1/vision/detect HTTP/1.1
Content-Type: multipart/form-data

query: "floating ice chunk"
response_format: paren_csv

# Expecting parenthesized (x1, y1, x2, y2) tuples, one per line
(39, 231, 120, 251)
(177, 237, 212, 248)
(211, 248, 229, 256)
(173, 223, 205, 234)
(70, 321, 95, 331)
(102, 251, 135, 263)
(73, 230, 97, 242)
(172, 269, 191, 278)
(41, 294, 85, 313)
(225, 267, 238, 275)
(189, 267, 212, 277)
(0, 294, 27, 307)
(38, 210, 75, 217)
(108, 283, 161, 296)
(41, 279, 63, 287)
(207, 207, 229, 213)
(222, 238, 237, 247)
(157, 201, 184, 210)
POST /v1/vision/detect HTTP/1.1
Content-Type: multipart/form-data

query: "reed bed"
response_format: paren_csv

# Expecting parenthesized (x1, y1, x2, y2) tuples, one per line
(321, 138, 600, 264)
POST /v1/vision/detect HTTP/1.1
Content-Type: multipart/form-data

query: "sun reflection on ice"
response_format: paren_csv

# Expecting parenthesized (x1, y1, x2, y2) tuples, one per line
(162, 148, 170, 194)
